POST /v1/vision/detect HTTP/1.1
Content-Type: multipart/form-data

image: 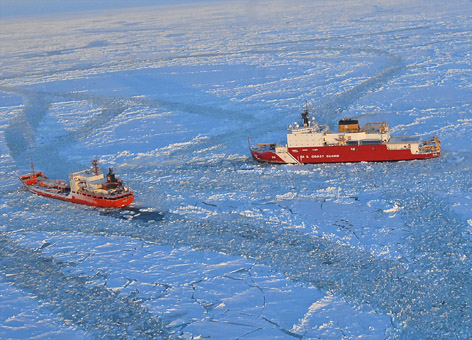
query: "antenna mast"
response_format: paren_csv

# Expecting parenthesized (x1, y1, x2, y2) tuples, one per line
(301, 100, 310, 127)
(30, 156, 35, 175)
(92, 159, 99, 176)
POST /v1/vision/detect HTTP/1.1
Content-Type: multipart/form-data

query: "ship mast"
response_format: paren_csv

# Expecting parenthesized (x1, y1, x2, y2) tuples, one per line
(301, 100, 310, 127)
(30, 156, 35, 175)
(91, 159, 99, 175)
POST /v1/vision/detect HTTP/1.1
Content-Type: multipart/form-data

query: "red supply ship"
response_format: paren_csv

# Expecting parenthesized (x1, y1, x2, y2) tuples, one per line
(250, 103, 441, 164)
(19, 159, 134, 207)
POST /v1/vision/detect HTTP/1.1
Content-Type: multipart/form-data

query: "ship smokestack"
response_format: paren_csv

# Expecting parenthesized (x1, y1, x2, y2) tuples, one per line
(107, 168, 116, 183)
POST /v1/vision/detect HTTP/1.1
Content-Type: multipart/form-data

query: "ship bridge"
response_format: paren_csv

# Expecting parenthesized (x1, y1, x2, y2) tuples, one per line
(69, 166, 105, 193)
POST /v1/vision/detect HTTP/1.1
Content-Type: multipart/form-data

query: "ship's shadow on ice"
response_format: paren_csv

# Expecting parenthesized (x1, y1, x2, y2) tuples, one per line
(98, 205, 164, 224)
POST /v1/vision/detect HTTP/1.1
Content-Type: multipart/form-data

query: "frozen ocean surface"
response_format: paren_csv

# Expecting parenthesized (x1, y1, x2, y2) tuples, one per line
(1, 0, 471, 338)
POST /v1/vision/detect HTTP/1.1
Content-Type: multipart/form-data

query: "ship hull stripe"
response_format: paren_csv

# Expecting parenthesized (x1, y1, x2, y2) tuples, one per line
(252, 144, 440, 164)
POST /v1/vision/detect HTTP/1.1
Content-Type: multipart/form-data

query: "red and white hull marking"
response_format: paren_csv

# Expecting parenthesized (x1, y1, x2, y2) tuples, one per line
(250, 103, 441, 164)
(251, 144, 440, 164)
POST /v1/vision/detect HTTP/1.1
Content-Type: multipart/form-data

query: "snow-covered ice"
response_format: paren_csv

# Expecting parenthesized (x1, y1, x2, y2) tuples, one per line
(1, 0, 471, 338)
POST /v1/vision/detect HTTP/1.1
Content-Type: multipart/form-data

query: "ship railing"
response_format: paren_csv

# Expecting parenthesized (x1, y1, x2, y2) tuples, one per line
(289, 126, 315, 134)
(251, 143, 277, 151)
(361, 121, 389, 134)
(288, 123, 326, 134)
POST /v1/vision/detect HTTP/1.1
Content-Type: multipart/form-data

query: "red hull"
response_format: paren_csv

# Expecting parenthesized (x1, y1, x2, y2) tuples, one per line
(25, 185, 134, 208)
(68, 192, 134, 208)
(20, 172, 134, 208)
(251, 144, 440, 164)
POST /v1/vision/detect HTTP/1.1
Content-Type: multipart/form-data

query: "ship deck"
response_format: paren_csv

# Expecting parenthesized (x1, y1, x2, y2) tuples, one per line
(250, 143, 277, 151)
(28, 183, 71, 197)
(389, 135, 421, 143)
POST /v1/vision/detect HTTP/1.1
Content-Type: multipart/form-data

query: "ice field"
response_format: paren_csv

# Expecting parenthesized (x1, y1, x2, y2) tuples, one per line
(1, 0, 471, 338)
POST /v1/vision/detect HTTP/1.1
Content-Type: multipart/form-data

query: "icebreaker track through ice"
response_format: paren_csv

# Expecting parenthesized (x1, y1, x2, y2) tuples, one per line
(1, 0, 472, 339)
